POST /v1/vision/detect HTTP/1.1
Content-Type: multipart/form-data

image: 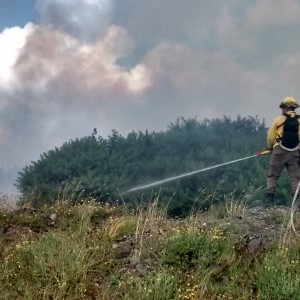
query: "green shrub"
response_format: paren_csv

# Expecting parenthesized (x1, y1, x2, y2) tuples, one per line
(163, 232, 229, 270)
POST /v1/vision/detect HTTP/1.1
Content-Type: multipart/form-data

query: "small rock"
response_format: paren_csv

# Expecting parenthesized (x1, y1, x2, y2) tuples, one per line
(247, 238, 263, 253)
(115, 242, 132, 259)
(49, 214, 57, 221)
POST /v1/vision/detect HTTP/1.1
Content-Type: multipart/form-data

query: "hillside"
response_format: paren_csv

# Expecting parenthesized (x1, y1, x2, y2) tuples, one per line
(1, 196, 300, 300)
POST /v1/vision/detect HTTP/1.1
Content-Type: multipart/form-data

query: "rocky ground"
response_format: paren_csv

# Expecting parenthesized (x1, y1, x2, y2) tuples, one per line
(0, 203, 299, 273)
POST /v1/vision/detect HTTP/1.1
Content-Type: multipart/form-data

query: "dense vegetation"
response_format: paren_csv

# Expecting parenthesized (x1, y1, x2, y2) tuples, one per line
(1, 198, 300, 299)
(15, 116, 291, 213)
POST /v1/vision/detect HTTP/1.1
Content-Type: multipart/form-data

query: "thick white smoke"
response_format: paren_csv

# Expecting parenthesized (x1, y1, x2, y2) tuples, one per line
(0, 24, 34, 91)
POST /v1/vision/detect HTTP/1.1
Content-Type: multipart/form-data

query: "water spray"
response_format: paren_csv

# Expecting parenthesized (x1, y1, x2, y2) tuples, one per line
(122, 150, 271, 195)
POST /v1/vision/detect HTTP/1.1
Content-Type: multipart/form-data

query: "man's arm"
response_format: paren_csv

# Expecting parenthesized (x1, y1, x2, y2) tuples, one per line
(267, 117, 282, 149)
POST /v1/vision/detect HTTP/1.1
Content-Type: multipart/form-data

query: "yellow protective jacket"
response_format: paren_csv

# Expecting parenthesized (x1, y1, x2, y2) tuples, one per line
(267, 111, 300, 149)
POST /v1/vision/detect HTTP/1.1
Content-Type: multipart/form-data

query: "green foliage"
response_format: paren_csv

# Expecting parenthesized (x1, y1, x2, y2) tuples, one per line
(16, 115, 276, 213)
(255, 249, 300, 299)
(1, 232, 113, 299)
(163, 232, 229, 270)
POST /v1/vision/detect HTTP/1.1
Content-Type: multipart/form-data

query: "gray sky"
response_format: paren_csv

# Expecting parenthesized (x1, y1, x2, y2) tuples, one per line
(1, 0, 300, 193)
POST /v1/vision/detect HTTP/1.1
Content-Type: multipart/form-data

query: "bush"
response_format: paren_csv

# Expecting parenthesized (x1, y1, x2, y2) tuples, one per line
(163, 232, 229, 270)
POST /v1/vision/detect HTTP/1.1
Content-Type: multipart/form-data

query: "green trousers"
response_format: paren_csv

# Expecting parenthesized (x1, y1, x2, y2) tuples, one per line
(266, 146, 300, 195)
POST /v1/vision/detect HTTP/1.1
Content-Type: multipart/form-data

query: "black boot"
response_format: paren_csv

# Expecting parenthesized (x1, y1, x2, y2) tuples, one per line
(265, 193, 275, 208)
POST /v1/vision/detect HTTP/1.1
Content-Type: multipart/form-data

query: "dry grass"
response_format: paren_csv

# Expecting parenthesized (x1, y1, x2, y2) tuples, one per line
(0, 194, 18, 211)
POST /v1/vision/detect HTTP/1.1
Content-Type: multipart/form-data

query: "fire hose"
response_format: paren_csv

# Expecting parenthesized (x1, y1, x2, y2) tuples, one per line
(123, 150, 271, 194)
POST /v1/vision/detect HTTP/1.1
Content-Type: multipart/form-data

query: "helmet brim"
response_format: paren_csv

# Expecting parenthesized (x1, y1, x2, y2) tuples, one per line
(279, 103, 299, 109)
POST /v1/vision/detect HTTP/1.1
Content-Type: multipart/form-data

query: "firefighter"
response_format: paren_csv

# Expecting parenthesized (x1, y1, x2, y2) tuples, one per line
(266, 96, 300, 205)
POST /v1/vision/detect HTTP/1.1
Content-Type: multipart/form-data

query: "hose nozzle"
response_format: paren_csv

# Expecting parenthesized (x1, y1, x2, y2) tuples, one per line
(256, 150, 271, 155)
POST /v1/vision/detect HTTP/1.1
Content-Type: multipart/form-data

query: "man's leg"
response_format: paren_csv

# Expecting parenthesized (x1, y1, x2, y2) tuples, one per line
(286, 150, 300, 196)
(266, 147, 285, 201)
